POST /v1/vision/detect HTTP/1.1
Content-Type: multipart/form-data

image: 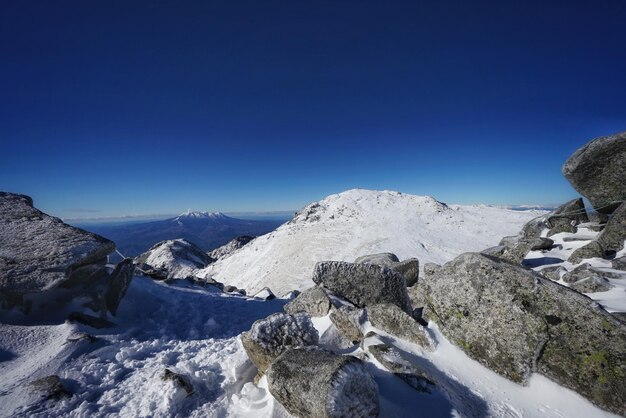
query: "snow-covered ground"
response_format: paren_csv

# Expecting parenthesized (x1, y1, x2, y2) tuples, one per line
(198, 189, 545, 295)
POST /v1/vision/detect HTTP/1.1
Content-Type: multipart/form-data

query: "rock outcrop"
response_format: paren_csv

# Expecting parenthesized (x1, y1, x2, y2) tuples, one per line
(569, 202, 626, 263)
(312, 261, 412, 313)
(267, 347, 379, 418)
(241, 312, 318, 375)
(208, 235, 255, 260)
(355, 253, 420, 287)
(421, 252, 626, 415)
(134, 238, 211, 280)
(562, 131, 626, 214)
(284, 286, 332, 317)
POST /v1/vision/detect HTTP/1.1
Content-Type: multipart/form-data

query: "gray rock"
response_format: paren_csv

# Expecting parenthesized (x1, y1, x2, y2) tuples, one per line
(422, 252, 626, 415)
(562, 237, 593, 242)
(562, 131, 626, 214)
(104, 259, 134, 316)
(568, 241, 605, 264)
(538, 266, 566, 281)
(284, 286, 332, 317)
(482, 237, 554, 264)
(354, 252, 400, 265)
(613, 256, 626, 271)
(562, 263, 621, 284)
(329, 305, 367, 344)
(241, 312, 318, 374)
(267, 347, 379, 418)
(596, 202, 626, 253)
(161, 369, 194, 396)
(313, 261, 412, 313)
(520, 216, 549, 239)
(548, 198, 589, 225)
(499, 235, 521, 247)
(547, 219, 577, 237)
(0, 192, 115, 294)
(612, 312, 626, 325)
(355, 253, 420, 287)
(570, 277, 614, 293)
(368, 344, 435, 393)
(366, 303, 434, 350)
(28, 375, 71, 400)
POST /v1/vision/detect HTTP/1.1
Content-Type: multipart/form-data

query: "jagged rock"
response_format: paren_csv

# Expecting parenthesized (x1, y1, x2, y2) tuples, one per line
(355, 253, 420, 287)
(547, 219, 577, 237)
(208, 235, 255, 260)
(134, 239, 211, 280)
(104, 259, 134, 316)
(422, 252, 626, 415)
(253, 287, 275, 300)
(520, 216, 548, 239)
(329, 306, 367, 344)
(538, 266, 565, 281)
(368, 344, 435, 393)
(482, 237, 554, 264)
(241, 312, 318, 374)
(568, 241, 605, 264)
(354, 252, 400, 265)
(0, 192, 114, 297)
(67, 312, 115, 329)
(161, 369, 194, 396)
(548, 198, 589, 225)
(562, 263, 622, 284)
(596, 202, 626, 253)
(284, 286, 332, 317)
(613, 256, 626, 271)
(366, 304, 434, 350)
(28, 375, 71, 400)
(267, 347, 379, 418)
(313, 261, 412, 313)
(562, 131, 626, 214)
(570, 277, 614, 293)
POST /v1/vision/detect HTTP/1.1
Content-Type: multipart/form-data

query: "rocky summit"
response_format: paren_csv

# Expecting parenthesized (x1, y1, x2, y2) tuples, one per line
(562, 131, 626, 214)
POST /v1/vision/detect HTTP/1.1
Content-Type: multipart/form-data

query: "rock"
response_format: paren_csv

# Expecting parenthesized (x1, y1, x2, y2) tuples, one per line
(28, 375, 71, 400)
(613, 256, 626, 271)
(329, 306, 367, 344)
(241, 312, 318, 374)
(366, 304, 434, 350)
(482, 237, 554, 264)
(355, 253, 420, 287)
(161, 369, 194, 396)
(208, 235, 255, 260)
(253, 287, 276, 300)
(67, 312, 115, 329)
(547, 219, 577, 237)
(313, 261, 412, 313)
(134, 239, 211, 280)
(596, 202, 626, 253)
(568, 241, 605, 264)
(104, 259, 134, 316)
(284, 286, 332, 317)
(66, 332, 97, 343)
(368, 344, 435, 393)
(0, 192, 115, 295)
(520, 216, 548, 239)
(548, 198, 589, 224)
(354, 252, 400, 265)
(267, 347, 379, 418)
(612, 312, 626, 324)
(538, 266, 566, 281)
(562, 237, 593, 242)
(570, 277, 614, 293)
(422, 252, 626, 415)
(499, 235, 520, 247)
(562, 131, 626, 214)
(562, 263, 618, 284)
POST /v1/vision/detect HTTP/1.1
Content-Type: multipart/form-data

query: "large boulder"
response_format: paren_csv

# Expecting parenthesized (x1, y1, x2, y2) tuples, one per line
(329, 305, 367, 344)
(267, 347, 379, 418)
(481, 237, 553, 265)
(547, 198, 589, 225)
(134, 238, 211, 280)
(241, 312, 318, 375)
(422, 252, 626, 415)
(0, 192, 115, 296)
(355, 253, 420, 287)
(366, 304, 434, 350)
(568, 202, 626, 263)
(313, 261, 412, 313)
(104, 259, 135, 315)
(284, 286, 332, 317)
(562, 131, 626, 214)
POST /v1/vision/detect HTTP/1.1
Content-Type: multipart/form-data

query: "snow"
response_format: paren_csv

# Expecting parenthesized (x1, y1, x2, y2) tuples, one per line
(198, 189, 545, 295)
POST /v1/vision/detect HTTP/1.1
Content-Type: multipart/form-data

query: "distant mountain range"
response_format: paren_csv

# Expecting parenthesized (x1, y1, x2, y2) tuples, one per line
(82, 211, 286, 258)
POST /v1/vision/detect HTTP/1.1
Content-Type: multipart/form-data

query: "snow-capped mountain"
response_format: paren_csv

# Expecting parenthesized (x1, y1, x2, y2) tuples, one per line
(84, 211, 285, 257)
(134, 239, 213, 280)
(197, 189, 545, 295)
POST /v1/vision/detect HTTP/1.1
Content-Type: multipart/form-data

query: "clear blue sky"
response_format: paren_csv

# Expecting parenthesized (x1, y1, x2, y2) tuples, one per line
(1, 1, 625, 218)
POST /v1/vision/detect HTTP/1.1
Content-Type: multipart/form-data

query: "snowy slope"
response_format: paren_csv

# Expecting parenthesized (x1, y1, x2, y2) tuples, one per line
(198, 189, 545, 295)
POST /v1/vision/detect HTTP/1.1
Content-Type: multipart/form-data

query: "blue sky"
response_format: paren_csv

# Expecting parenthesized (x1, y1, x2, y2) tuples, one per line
(1, 1, 625, 218)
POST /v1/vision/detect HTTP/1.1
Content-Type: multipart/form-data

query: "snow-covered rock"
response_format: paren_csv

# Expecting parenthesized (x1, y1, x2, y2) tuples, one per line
(197, 189, 545, 295)
(355, 253, 420, 287)
(134, 238, 211, 280)
(284, 286, 332, 317)
(209, 235, 255, 260)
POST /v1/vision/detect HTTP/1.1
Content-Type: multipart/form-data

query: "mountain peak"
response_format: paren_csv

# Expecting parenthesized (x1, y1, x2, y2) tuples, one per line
(175, 210, 228, 220)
